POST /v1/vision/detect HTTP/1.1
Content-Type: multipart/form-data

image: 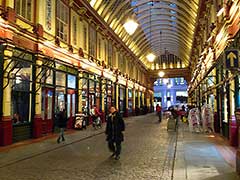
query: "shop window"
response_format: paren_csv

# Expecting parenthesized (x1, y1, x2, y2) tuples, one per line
(128, 89, 133, 113)
(67, 74, 76, 89)
(15, 0, 33, 21)
(119, 87, 126, 113)
(11, 61, 32, 124)
(41, 68, 53, 84)
(56, 88, 65, 111)
(56, 0, 69, 42)
(95, 81, 100, 107)
(56, 71, 66, 86)
(82, 78, 88, 112)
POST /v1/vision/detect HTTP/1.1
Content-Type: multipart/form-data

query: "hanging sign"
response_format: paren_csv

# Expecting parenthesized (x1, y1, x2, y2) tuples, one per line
(225, 49, 239, 69)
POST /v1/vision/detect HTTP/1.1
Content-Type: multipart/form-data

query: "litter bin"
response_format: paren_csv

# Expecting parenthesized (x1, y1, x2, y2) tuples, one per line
(75, 113, 87, 130)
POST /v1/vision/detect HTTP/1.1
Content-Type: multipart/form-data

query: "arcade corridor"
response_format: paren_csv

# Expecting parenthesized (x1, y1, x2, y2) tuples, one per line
(0, 114, 238, 180)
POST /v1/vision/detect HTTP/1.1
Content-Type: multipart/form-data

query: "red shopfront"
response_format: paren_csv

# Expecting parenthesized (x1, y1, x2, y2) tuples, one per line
(41, 62, 78, 134)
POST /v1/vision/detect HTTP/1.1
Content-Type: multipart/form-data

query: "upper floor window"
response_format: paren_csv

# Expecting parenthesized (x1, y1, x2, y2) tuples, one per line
(15, 0, 33, 21)
(89, 25, 96, 57)
(108, 41, 113, 66)
(83, 25, 87, 51)
(98, 38, 101, 59)
(72, 15, 77, 45)
(56, 1, 69, 42)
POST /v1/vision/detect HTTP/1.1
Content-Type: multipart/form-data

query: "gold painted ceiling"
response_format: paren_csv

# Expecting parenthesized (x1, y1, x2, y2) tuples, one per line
(88, 0, 200, 69)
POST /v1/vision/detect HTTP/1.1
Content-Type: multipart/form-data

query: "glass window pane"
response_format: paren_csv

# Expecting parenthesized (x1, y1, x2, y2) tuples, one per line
(72, 94, 76, 116)
(67, 74, 76, 89)
(67, 94, 71, 118)
(47, 90, 53, 119)
(56, 72, 66, 86)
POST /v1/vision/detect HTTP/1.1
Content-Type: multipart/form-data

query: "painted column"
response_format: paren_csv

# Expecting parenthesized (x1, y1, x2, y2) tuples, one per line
(33, 58, 43, 138)
(0, 46, 13, 145)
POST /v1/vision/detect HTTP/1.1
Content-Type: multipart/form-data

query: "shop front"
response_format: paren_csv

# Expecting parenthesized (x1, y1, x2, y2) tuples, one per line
(81, 72, 101, 124)
(11, 49, 34, 142)
(54, 62, 78, 130)
(128, 88, 133, 116)
(103, 79, 114, 114)
(40, 58, 55, 134)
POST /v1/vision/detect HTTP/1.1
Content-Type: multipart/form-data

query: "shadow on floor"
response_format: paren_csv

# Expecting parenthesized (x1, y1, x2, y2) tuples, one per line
(203, 172, 240, 180)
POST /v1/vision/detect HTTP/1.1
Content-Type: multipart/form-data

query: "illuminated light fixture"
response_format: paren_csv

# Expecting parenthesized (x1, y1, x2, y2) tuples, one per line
(146, 53, 156, 62)
(163, 78, 169, 84)
(217, 7, 225, 16)
(158, 71, 165, 77)
(123, 19, 138, 35)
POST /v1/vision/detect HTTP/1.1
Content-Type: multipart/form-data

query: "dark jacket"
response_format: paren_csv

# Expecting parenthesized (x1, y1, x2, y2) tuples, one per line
(105, 111, 125, 142)
(56, 110, 67, 128)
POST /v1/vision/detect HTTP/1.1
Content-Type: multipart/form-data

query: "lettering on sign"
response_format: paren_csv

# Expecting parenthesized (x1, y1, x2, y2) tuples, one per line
(46, 0, 52, 31)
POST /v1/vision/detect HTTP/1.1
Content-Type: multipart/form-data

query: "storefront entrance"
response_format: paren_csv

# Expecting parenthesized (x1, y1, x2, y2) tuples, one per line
(41, 88, 54, 134)
(67, 90, 76, 128)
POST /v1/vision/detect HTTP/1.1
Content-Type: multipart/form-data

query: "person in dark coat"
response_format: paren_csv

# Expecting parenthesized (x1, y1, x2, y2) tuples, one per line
(56, 109, 67, 144)
(105, 106, 125, 160)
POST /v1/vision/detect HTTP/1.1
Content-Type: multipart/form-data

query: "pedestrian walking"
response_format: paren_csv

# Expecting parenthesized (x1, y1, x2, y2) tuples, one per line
(156, 104, 162, 122)
(56, 108, 67, 144)
(105, 106, 125, 160)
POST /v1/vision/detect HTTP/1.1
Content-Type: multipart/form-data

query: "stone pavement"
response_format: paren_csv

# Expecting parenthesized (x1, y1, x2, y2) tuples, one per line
(174, 123, 240, 180)
(0, 113, 239, 180)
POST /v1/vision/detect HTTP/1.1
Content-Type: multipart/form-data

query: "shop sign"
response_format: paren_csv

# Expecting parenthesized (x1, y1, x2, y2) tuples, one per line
(225, 49, 239, 69)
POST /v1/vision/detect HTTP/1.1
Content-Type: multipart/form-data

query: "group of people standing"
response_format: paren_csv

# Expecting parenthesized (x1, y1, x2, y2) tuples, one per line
(54, 105, 125, 160)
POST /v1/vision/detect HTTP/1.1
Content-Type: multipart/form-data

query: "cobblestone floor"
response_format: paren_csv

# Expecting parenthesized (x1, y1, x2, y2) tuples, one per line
(0, 113, 239, 180)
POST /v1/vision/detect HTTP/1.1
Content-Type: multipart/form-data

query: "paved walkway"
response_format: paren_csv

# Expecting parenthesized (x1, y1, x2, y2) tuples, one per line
(0, 113, 239, 180)
(174, 123, 239, 180)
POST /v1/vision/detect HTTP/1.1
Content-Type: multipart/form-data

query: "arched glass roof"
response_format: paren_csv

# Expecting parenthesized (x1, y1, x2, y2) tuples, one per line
(88, 0, 200, 69)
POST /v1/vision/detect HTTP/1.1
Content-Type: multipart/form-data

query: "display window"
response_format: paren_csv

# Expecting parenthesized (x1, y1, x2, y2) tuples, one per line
(82, 78, 88, 112)
(11, 50, 33, 125)
(119, 86, 126, 114)
(67, 73, 77, 119)
(128, 89, 133, 113)
(56, 71, 66, 87)
(55, 87, 65, 111)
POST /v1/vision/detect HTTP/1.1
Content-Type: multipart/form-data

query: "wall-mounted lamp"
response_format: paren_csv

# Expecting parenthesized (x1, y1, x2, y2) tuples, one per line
(158, 71, 165, 77)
